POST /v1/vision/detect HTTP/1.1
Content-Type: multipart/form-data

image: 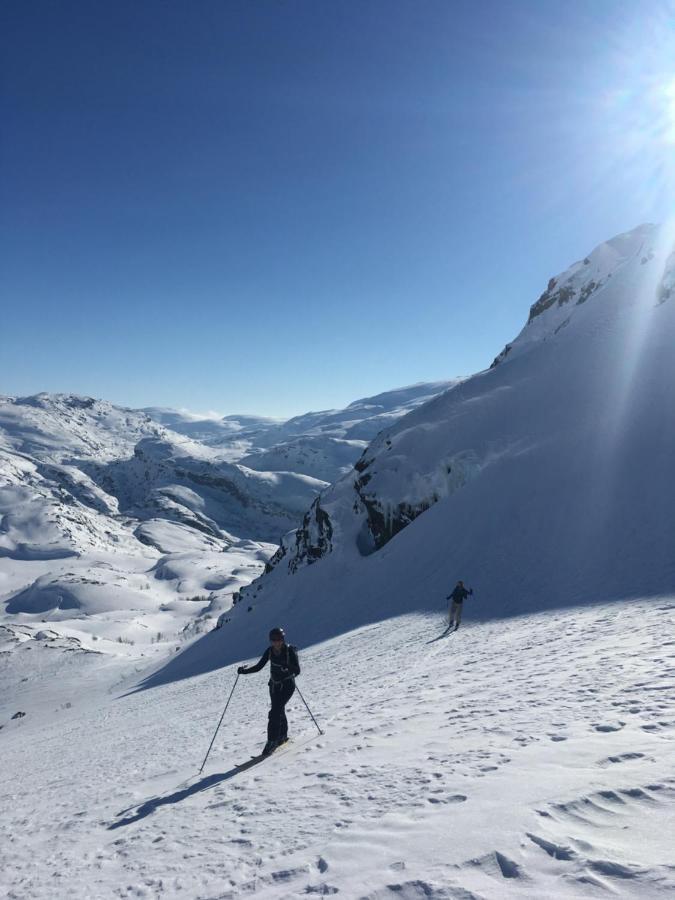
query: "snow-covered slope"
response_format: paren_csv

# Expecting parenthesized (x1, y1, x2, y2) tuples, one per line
(0, 393, 163, 462)
(1, 598, 673, 898)
(222, 223, 675, 642)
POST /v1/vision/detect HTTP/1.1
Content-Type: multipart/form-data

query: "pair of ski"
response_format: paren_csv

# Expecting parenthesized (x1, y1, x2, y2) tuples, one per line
(236, 739, 293, 769)
(427, 624, 459, 644)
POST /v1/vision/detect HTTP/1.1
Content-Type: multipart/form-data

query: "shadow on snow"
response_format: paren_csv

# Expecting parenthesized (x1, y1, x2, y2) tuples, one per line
(108, 757, 263, 830)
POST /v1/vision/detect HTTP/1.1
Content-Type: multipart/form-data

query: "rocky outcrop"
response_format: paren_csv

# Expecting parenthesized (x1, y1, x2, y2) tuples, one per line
(527, 274, 603, 324)
(354, 483, 436, 554)
(257, 496, 335, 580)
(286, 498, 334, 573)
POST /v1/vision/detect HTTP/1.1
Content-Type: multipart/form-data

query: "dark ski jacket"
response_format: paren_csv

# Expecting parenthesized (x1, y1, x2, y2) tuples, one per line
(448, 585, 472, 603)
(242, 644, 300, 684)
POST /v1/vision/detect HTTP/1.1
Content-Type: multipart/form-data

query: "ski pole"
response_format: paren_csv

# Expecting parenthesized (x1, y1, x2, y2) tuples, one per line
(295, 683, 323, 735)
(199, 673, 240, 774)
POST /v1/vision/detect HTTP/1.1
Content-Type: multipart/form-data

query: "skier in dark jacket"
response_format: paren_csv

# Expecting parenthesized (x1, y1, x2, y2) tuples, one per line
(237, 627, 300, 756)
(447, 581, 473, 630)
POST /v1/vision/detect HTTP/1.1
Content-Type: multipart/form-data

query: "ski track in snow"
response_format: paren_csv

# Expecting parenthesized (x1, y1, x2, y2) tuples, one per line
(2, 599, 675, 899)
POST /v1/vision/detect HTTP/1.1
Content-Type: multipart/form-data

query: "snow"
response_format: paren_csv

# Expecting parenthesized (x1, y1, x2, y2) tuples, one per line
(1, 598, 673, 898)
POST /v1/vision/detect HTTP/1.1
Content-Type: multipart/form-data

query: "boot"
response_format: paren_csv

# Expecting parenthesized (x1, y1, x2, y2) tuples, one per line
(262, 740, 277, 757)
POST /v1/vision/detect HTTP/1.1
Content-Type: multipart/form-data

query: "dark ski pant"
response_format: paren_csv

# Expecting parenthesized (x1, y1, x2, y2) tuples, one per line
(449, 600, 463, 627)
(268, 679, 295, 742)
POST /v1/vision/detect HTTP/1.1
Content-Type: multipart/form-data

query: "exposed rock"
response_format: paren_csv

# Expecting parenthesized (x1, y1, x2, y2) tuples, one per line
(288, 499, 334, 574)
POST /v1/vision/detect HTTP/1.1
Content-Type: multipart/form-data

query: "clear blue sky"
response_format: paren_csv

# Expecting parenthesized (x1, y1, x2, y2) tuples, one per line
(2, 1, 673, 417)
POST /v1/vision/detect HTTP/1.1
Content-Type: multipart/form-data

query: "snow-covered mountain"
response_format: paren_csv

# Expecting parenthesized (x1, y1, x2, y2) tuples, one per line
(144, 381, 460, 482)
(215, 222, 675, 646)
(0, 382, 457, 653)
(0, 394, 323, 651)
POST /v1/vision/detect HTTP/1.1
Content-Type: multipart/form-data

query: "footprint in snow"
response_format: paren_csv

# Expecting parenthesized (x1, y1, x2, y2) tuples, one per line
(427, 793, 467, 805)
(641, 720, 675, 732)
(598, 752, 645, 766)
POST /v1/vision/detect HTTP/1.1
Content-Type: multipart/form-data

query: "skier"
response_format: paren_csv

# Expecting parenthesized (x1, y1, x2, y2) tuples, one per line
(237, 627, 300, 756)
(447, 580, 473, 630)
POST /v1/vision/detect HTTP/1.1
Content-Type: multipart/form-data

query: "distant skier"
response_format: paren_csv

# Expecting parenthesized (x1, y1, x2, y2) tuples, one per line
(237, 627, 300, 756)
(447, 581, 473, 630)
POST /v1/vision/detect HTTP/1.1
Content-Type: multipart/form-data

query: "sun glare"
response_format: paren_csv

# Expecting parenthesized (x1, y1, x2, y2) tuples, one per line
(593, 3, 675, 212)
(663, 77, 675, 143)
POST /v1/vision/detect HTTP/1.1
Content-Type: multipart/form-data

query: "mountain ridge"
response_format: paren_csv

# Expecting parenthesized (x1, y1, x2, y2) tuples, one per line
(216, 222, 675, 656)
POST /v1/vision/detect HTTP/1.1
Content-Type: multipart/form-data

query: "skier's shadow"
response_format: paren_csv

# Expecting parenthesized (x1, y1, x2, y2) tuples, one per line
(426, 628, 455, 644)
(108, 757, 262, 830)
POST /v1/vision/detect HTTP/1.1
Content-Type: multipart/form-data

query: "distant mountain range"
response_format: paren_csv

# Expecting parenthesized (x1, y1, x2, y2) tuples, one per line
(142, 380, 460, 482)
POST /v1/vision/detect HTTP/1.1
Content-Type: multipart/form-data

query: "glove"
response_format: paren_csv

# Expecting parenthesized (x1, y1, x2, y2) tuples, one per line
(237, 666, 247, 675)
